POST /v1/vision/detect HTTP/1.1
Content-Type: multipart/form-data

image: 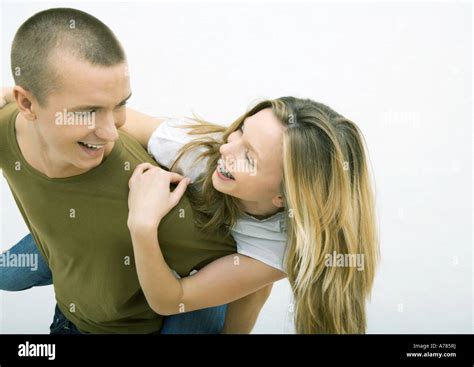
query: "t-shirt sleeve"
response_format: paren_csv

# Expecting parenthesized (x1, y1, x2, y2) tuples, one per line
(0, 103, 19, 169)
(230, 214, 288, 273)
(147, 118, 208, 182)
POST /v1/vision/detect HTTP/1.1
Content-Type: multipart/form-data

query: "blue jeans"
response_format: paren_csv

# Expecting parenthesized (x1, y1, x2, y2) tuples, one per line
(1, 234, 227, 334)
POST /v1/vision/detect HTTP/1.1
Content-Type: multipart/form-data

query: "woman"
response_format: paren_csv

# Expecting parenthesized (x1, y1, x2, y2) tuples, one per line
(127, 96, 379, 333)
(1, 91, 379, 333)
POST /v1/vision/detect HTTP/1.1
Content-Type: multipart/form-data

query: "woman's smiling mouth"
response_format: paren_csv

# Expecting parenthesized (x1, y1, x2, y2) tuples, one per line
(217, 158, 235, 180)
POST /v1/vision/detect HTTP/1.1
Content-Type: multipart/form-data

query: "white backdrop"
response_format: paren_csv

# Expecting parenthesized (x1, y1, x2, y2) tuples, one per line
(0, 0, 472, 334)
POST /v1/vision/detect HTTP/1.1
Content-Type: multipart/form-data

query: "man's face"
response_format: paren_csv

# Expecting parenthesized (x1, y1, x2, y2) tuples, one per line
(32, 52, 131, 176)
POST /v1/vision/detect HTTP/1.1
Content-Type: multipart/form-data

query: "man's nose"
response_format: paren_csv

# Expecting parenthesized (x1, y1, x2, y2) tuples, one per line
(95, 114, 119, 142)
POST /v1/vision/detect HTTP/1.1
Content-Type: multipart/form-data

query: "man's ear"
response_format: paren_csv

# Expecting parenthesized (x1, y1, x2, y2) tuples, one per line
(13, 86, 37, 121)
(271, 194, 284, 208)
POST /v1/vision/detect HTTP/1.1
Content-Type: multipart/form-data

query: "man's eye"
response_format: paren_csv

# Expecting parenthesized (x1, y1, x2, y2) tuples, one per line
(75, 110, 95, 115)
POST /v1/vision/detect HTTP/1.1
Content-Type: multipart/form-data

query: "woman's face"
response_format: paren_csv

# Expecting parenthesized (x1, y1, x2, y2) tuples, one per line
(211, 108, 285, 208)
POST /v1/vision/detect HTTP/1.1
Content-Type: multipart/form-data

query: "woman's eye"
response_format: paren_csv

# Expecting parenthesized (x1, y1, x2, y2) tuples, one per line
(245, 151, 255, 166)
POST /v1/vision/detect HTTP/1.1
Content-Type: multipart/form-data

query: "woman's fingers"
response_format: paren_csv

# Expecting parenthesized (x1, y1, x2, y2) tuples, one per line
(128, 163, 189, 199)
(136, 162, 156, 173)
(128, 162, 156, 188)
(168, 172, 186, 183)
(170, 177, 191, 206)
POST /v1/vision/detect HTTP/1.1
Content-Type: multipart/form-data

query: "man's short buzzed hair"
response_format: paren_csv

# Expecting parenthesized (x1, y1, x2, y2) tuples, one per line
(11, 8, 126, 106)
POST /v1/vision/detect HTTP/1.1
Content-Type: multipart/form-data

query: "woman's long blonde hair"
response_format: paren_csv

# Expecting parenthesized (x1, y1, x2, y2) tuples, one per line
(172, 97, 379, 334)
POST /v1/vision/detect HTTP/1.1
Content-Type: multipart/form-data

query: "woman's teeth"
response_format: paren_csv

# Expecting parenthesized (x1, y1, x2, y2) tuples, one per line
(218, 159, 235, 180)
(79, 142, 104, 150)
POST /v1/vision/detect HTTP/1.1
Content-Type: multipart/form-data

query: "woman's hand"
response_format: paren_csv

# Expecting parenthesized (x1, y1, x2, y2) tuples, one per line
(0, 87, 15, 108)
(127, 163, 191, 231)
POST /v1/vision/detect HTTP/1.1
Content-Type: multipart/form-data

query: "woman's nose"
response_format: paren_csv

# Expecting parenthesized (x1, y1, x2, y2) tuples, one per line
(219, 142, 230, 156)
(227, 130, 241, 143)
(219, 130, 241, 156)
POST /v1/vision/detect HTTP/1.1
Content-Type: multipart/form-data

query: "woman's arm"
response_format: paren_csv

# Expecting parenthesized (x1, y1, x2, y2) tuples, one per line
(130, 225, 284, 315)
(127, 163, 285, 318)
(0, 87, 15, 107)
(222, 284, 273, 334)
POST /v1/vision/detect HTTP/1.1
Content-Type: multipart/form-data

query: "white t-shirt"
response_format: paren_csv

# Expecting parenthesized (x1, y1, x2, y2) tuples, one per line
(148, 118, 288, 272)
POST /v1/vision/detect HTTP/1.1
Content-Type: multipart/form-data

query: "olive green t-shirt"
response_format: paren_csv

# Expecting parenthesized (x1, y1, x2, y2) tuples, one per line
(0, 103, 236, 333)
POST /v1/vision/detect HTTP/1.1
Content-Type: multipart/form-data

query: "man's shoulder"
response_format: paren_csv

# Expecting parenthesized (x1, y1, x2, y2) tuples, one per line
(0, 102, 18, 129)
(118, 129, 149, 156)
(117, 129, 164, 169)
(0, 103, 19, 166)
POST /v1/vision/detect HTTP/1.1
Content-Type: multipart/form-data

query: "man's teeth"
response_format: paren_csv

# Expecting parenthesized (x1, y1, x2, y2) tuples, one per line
(218, 159, 234, 179)
(80, 142, 104, 150)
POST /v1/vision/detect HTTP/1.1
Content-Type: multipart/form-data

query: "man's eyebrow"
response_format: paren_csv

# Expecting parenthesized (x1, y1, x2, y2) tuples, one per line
(68, 92, 132, 111)
(68, 104, 101, 112)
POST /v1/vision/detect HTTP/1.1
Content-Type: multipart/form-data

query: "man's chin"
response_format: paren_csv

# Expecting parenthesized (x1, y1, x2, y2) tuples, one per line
(72, 159, 100, 173)
(73, 152, 105, 172)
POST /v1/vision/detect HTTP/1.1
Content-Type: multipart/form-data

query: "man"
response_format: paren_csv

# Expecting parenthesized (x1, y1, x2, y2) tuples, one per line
(0, 7, 240, 334)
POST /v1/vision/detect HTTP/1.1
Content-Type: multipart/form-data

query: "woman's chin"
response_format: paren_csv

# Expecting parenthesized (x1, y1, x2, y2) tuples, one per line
(211, 170, 233, 195)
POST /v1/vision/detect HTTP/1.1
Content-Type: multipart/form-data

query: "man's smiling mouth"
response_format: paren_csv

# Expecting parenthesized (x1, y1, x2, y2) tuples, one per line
(78, 141, 105, 151)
